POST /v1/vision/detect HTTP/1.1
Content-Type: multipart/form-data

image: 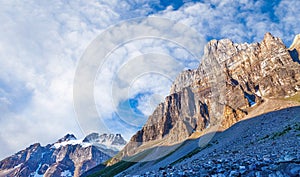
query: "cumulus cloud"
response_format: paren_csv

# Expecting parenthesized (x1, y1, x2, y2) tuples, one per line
(158, 0, 299, 45)
(0, 0, 166, 159)
(274, 0, 300, 44)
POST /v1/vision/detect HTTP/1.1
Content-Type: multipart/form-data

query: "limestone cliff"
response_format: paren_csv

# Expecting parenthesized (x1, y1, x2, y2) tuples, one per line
(109, 33, 300, 165)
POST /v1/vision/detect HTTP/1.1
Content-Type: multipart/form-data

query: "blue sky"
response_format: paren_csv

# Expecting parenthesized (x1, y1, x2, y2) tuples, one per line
(0, 0, 299, 159)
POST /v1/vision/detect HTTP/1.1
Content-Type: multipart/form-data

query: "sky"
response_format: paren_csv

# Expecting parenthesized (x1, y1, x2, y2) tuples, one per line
(0, 0, 299, 159)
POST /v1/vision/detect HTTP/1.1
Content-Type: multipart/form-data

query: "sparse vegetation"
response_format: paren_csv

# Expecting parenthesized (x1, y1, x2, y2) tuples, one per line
(88, 160, 136, 177)
(284, 92, 300, 102)
(270, 125, 292, 139)
(259, 134, 270, 141)
(258, 123, 300, 142)
(170, 143, 213, 166)
(88, 148, 156, 177)
(103, 158, 112, 166)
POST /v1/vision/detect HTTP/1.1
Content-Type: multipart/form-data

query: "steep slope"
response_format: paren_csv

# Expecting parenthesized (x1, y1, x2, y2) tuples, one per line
(0, 133, 126, 177)
(120, 106, 300, 176)
(108, 32, 300, 165)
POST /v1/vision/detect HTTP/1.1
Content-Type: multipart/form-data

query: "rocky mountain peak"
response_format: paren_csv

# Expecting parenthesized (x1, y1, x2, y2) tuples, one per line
(263, 32, 275, 41)
(203, 38, 237, 63)
(204, 38, 234, 54)
(109, 33, 300, 165)
(262, 32, 285, 45)
(261, 32, 285, 51)
(112, 133, 127, 145)
(83, 133, 127, 151)
(28, 142, 41, 149)
(55, 133, 77, 143)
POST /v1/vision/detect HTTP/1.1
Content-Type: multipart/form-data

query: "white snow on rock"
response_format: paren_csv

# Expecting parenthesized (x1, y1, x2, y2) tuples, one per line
(60, 170, 72, 177)
(52, 139, 92, 149)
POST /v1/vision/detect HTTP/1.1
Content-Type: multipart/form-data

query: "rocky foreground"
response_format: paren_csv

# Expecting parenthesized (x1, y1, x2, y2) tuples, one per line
(123, 106, 300, 177)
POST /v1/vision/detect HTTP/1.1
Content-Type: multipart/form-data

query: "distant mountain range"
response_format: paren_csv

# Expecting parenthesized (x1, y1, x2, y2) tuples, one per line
(0, 133, 126, 177)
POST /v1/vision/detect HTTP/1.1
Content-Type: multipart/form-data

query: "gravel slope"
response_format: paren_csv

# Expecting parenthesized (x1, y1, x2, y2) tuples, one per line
(119, 106, 300, 177)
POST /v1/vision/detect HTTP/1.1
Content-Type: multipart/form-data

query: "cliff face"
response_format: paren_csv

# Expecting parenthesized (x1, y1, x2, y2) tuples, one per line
(0, 133, 126, 177)
(110, 33, 300, 164)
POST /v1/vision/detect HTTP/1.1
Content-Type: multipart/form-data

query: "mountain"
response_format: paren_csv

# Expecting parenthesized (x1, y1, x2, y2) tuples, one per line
(103, 32, 300, 171)
(0, 133, 126, 177)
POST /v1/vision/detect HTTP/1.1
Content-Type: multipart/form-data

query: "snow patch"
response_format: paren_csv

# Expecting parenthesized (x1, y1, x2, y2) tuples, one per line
(13, 163, 22, 169)
(52, 133, 126, 151)
(83, 133, 126, 151)
(52, 139, 92, 149)
(255, 90, 261, 97)
(60, 170, 72, 177)
(29, 151, 46, 177)
(29, 163, 43, 177)
(93, 143, 124, 152)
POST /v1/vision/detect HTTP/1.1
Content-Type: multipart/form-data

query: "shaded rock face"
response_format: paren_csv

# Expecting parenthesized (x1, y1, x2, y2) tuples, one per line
(0, 133, 126, 177)
(111, 33, 300, 164)
(289, 34, 300, 63)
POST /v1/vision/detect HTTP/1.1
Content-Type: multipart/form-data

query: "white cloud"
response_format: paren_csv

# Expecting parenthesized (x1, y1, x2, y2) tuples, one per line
(274, 0, 300, 44)
(0, 0, 161, 159)
(158, 0, 299, 46)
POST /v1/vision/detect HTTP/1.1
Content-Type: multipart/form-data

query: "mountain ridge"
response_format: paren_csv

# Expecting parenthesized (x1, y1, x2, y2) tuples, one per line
(0, 133, 126, 177)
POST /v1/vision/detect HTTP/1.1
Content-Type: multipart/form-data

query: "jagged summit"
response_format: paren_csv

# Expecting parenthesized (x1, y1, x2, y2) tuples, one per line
(83, 133, 127, 151)
(55, 133, 77, 143)
(51, 133, 127, 152)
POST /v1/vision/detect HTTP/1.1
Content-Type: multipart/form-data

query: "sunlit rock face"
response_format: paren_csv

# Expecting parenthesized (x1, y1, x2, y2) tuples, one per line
(289, 34, 300, 62)
(110, 33, 300, 165)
